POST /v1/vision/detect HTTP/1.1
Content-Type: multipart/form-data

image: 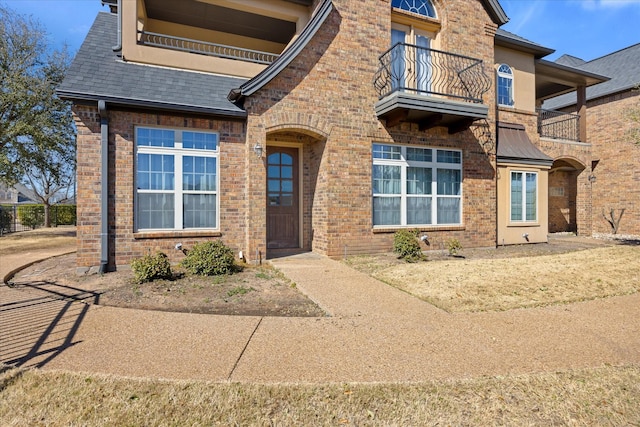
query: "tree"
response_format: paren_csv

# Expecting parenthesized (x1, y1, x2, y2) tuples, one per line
(0, 5, 76, 226)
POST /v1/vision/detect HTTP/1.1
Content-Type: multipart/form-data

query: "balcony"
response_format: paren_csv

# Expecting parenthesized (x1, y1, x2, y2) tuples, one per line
(374, 43, 492, 133)
(138, 31, 279, 66)
(537, 108, 581, 142)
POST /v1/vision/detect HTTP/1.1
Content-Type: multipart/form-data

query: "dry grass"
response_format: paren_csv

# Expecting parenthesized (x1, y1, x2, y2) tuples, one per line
(0, 227, 75, 256)
(366, 245, 640, 312)
(1, 364, 638, 426)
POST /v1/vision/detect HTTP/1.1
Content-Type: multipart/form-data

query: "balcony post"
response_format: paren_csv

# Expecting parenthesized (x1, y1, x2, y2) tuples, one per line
(577, 85, 587, 142)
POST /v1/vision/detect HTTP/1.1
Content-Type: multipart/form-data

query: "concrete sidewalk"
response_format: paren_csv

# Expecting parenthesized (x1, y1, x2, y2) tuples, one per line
(1, 247, 639, 383)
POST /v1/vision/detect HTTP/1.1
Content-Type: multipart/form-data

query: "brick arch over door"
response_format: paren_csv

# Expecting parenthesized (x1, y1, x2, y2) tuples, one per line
(548, 157, 586, 233)
(264, 111, 332, 141)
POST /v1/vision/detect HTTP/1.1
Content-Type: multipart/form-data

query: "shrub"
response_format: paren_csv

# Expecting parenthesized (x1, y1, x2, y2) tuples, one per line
(181, 240, 237, 276)
(17, 204, 44, 229)
(53, 204, 77, 225)
(447, 238, 463, 256)
(393, 229, 424, 262)
(130, 251, 173, 284)
(0, 206, 12, 232)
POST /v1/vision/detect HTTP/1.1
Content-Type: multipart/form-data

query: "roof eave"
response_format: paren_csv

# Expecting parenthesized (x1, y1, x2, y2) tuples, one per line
(495, 33, 555, 58)
(58, 90, 248, 118)
(483, 0, 509, 26)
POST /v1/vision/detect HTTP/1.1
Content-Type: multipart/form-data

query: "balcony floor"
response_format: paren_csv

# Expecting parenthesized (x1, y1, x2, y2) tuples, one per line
(375, 92, 489, 133)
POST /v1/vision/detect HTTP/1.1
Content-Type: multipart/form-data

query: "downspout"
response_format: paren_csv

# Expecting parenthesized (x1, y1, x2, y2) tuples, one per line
(98, 100, 109, 274)
(111, 0, 122, 52)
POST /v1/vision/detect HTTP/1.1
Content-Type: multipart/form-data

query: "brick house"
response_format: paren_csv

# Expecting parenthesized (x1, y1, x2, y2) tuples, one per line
(544, 44, 640, 236)
(58, 0, 608, 273)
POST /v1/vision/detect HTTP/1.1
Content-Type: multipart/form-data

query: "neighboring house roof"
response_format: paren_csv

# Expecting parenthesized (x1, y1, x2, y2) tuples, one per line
(555, 54, 586, 67)
(497, 122, 554, 167)
(495, 29, 555, 59)
(544, 43, 640, 109)
(0, 183, 38, 204)
(57, 12, 247, 118)
(13, 183, 39, 203)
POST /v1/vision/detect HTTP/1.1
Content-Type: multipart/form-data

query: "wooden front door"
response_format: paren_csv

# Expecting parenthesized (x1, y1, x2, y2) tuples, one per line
(267, 147, 299, 249)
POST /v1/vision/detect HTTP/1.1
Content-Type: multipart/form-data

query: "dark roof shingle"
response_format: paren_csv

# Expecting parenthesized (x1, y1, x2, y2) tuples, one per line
(544, 43, 640, 109)
(57, 12, 247, 117)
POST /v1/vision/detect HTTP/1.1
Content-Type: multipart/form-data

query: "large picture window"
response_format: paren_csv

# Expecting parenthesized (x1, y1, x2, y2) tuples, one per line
(135, 127, 219, 231)
(510, 171, 537, 222)
(373, 144, 462, 227)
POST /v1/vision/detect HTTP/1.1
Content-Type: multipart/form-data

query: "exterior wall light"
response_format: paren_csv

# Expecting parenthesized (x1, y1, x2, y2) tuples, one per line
(588, 174, 597, 183)
(253, 142, 263, 158)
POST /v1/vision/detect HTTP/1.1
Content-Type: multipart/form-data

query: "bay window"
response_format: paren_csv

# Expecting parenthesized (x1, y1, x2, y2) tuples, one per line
(135, 127, 219, 231)
(373, 144, 462, 227)
(510, 171, 537, 222)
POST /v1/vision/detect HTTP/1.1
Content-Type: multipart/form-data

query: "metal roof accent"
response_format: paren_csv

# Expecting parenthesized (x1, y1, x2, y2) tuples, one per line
(57, 12, 247, 118)
(483, 0, 509, 26)
(497, 122, 554, 167)
(228, 0, 334, 103)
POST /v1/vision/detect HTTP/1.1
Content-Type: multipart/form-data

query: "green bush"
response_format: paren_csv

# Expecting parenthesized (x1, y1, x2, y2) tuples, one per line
(17, 204, 44, 229)
(0, 206, 12, 232)
(130, 251, 173, 284)
(53, 205, 76, 225)
(181, 240, 237, 276)
(393, 229, 424, 262)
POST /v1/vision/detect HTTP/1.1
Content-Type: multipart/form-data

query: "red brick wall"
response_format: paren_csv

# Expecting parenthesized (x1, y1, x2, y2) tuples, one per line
(242, 0, 499, 257)
(587, 90, 640, 235)
(74, 0, 503, 268)
(73, 106, 248, 269)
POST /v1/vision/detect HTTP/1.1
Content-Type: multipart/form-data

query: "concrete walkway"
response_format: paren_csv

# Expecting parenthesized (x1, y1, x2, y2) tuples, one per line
(1, 246, 639, 383)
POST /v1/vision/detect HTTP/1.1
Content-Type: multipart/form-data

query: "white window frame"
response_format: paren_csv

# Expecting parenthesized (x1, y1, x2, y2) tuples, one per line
(497, 63, 514, 107)
(135, 126, 220, 231)
(372, 143, 462, 227)
(391, 0, 437, 18)
(510, 171, 538, 223)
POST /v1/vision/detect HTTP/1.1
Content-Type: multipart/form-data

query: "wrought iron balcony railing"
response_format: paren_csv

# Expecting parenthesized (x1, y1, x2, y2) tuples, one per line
(137, 31, 279, 65)
(373, 43, 492, 103)
(537, 108, 581, 142)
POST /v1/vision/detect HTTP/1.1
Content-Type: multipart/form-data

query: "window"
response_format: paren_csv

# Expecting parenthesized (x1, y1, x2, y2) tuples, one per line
(392, 0, 436, 18)
(510, 171, 537, 222)
(135, 127, 219, 231)
(373, 144, 462, 226)
(497, 64, 514, 107)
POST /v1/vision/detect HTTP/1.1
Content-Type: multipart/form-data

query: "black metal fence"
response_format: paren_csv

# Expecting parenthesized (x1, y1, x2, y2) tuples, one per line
(374, 43, 492, 103)
(0, 204, 76, 235)
(537, 108, 581, 142)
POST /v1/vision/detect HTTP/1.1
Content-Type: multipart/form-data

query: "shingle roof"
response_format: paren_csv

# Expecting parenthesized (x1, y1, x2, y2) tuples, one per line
(544, 43, 640, 109)
(57, 12, 247, 117)
(495, 28, 555, 59)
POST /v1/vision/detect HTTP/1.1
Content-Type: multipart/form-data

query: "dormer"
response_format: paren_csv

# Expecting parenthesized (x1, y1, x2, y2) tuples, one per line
(119, 0, 312, 78)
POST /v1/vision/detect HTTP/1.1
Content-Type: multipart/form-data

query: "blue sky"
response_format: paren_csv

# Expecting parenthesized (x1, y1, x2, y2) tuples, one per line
(3, 0, 640, 62)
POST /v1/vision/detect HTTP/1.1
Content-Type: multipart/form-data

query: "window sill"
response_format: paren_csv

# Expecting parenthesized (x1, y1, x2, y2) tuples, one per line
(507, 222, 540, 228)
(134, 230, 222, 239)
(373, 225, 465, 233)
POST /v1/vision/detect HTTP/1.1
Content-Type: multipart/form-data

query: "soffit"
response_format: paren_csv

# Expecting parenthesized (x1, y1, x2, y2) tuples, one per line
(144, 0, 298, 44)
(535, 59, 610, 101)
